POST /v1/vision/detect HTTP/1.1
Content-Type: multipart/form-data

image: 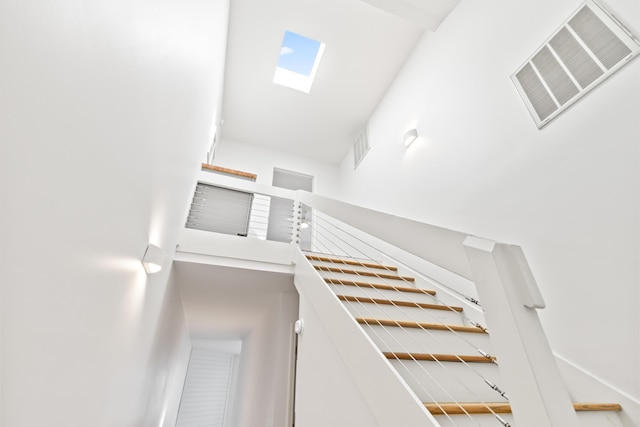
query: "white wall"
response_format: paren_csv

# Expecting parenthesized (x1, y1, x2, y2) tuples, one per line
(0, 0, 229, 424)
(233, 292, 299, 427)
(173, 260, 299, 427)
(336, 0, 639, 403)
(214, 139, 341, 196)
(141, 269, 193, 427)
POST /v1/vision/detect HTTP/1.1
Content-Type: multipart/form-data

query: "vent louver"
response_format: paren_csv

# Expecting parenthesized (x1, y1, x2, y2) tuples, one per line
(353, 124, 370, 169)
(512, 0, 639, 128)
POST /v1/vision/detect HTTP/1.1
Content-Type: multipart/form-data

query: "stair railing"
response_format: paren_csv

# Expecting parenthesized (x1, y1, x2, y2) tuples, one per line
(295, 191, 581, 427)
(299, 209, 512, 426)
(181, 170, 581, 427)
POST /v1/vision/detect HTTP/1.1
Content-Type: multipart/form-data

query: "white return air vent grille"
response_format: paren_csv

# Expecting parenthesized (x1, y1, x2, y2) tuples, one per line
(512, 0, 639, 128)
(353, 124, 370, 169)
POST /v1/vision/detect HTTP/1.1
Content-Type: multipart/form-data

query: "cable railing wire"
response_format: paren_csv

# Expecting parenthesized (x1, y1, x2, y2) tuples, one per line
(308, 213, 498, 368)
(309, 212, 488, 338)
(184, 188, 512, 426)
(304, 253, 509, 426)
(311, 208, 485, 320)
(305, 255, 483, 426)
(311, 255, 505, 393)
(300, 206, 512, 426)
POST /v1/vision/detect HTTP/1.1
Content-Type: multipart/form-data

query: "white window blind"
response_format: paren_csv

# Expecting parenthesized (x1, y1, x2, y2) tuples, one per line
(175, 348, 235, 427)
(186, 183, 253, 236)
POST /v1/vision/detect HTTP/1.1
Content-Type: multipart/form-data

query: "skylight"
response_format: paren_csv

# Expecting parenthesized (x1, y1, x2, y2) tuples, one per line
(273, 30, 326, 93)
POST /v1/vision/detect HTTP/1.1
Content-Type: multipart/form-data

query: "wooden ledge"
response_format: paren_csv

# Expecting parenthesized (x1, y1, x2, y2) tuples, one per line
(201, 164, 257, 181)
(337, 295, 462, 312)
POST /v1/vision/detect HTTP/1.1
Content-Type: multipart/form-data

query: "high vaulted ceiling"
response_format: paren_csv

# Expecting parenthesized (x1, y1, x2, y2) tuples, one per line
(220, 0, 460, 163)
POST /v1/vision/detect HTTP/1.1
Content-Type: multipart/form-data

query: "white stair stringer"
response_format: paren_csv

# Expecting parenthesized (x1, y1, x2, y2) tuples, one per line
(292, 250, 441, 427)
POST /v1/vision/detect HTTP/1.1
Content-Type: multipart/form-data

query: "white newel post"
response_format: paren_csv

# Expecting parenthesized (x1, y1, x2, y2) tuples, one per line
(462, 236, 580, 427)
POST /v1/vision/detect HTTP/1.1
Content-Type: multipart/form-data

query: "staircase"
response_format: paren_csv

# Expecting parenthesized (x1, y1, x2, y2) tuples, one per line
(304, 253, 624, 427)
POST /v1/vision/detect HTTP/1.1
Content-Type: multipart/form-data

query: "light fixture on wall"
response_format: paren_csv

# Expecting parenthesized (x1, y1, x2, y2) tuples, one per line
(300, 211, 309, 229)
(142, 244, 165, 274)
(403, 128, 418, 148)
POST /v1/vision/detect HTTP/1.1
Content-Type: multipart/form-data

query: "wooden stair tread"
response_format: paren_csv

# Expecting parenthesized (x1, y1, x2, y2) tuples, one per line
(305, 254, 397, 271)
(356, 317, 487, 334)
(325, 278, 434, 295)
(425, 402, 622, 415)
(385, 352, 495, 363)
(337, 295, 462, 312)
(572, 403, 623, 412)
(314, 265, 414, 282)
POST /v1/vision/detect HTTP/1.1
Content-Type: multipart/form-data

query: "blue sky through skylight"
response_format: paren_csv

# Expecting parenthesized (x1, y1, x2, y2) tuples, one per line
(274, 30, 325, 93)
(278, 31, 321, 76)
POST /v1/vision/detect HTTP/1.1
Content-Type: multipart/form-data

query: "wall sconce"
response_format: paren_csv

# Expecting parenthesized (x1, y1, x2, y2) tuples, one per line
(403, 128, 418, 148)
(142, 244, 165, 274)
(300, 211, 309, 229)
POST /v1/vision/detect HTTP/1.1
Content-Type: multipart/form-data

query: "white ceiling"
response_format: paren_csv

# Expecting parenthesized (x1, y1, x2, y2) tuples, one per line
(220, 0, 459, 163)
(173, 261, 296, 340)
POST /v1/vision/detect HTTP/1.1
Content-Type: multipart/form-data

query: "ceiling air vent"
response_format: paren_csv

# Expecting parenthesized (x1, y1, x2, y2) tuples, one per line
(353, 124, 370, 169)
(512, 0, 639, 128)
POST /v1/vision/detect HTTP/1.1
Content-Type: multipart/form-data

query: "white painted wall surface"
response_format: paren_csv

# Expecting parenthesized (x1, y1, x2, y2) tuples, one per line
(336, 0, 639, 404)
(233, 292, 299, 427)
(0, 0, 229, 425)
(214, 139, 341, 196)
(141, 270, 193, 427)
